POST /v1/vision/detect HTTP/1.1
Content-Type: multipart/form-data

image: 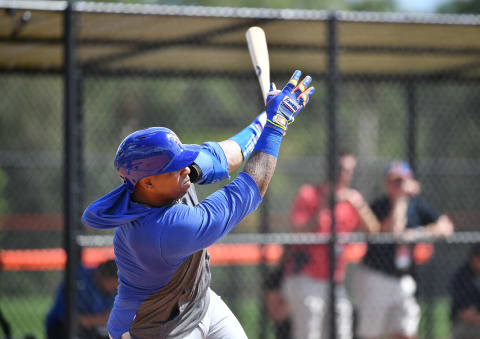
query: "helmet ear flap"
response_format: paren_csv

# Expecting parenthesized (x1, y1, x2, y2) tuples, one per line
(188, 162, 203, 183)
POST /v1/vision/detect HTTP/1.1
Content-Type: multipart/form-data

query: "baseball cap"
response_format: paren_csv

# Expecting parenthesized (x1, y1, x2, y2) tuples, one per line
(385, 161, 413, 179)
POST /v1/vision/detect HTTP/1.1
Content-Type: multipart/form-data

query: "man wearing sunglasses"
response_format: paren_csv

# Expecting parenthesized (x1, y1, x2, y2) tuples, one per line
(353, 161, 453, 339)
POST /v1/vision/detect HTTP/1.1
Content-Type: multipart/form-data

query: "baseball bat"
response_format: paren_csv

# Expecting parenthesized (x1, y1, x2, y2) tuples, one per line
(245, 26, 270, 104)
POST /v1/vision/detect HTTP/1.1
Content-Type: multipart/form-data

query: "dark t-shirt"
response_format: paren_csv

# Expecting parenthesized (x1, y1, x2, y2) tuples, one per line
(449, 264, 480, 321)
(363, 195, 440, 277)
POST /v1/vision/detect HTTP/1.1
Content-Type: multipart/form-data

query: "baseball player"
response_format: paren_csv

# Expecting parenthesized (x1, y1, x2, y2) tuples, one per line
(82, 70, 315, 339)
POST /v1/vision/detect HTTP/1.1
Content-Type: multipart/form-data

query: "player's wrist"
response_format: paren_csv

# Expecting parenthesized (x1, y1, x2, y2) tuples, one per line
(254, 126, 284, 158)
(265, 112, 290, 132)
(229, 114, 266, 160)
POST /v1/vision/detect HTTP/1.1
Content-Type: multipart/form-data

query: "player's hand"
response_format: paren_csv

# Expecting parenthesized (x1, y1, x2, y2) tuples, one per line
(265, 70, 315, 133)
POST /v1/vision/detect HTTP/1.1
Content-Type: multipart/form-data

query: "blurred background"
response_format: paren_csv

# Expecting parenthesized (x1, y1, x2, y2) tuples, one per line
(1, 0, 480, 338)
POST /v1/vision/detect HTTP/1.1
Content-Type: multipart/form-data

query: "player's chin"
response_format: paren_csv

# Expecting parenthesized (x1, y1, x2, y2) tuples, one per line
(182, 179, 191, 191)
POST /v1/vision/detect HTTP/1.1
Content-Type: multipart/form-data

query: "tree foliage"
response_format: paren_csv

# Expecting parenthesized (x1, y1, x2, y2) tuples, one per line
(438, 0, 480, 14)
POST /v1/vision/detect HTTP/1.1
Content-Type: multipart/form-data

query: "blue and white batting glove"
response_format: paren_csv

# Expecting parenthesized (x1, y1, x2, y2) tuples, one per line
(265, 70, 315, 134)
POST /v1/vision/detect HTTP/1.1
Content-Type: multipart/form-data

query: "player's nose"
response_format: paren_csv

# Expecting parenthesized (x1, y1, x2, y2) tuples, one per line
(181, 166, 191, 176)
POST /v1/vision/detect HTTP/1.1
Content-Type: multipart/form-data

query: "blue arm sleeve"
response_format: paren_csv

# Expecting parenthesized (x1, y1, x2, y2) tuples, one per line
(160, 172, 262, 264)
(194, 141, 230, 185)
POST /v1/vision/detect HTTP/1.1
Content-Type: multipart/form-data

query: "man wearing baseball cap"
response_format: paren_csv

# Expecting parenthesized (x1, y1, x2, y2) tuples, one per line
(353, 161, 454, 339)
(82, 71, 315, 339)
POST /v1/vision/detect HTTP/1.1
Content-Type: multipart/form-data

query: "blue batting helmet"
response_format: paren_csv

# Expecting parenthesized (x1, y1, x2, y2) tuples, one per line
(114, 127, 201, 191)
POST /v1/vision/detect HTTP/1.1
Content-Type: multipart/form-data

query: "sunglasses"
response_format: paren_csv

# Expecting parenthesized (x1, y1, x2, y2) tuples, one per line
(389, 177, 404, 185)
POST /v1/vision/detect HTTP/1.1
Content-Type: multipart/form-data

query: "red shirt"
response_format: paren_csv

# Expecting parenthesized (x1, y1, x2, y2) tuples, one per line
(287, 183, 360, 282)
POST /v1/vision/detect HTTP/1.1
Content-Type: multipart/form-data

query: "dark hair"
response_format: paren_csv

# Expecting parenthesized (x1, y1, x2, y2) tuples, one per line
(338, 148, 355, 159)
(96, 259, 117, 278)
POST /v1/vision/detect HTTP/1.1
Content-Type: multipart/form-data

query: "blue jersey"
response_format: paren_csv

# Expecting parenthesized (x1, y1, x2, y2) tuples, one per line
(46, 266, 115, 334)
(82, 142, 262, 338)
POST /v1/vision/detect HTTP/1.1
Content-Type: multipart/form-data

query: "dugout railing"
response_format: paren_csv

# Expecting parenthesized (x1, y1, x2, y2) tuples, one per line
(1, 1, 480, 339)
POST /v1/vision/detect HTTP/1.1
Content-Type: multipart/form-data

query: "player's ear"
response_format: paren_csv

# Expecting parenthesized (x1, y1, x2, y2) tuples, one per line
(138, 177, 154, 190)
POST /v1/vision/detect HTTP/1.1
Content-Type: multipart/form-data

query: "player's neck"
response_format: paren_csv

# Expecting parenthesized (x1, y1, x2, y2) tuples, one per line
(132, 189, 173, 207)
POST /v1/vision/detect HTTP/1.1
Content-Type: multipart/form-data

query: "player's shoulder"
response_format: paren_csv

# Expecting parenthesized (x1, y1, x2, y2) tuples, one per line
(157, 203, 203, 227)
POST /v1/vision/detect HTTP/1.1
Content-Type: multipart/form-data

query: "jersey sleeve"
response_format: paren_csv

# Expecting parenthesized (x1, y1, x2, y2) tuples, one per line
(159, 172, 262, 264)
(193, 141, 230, 185)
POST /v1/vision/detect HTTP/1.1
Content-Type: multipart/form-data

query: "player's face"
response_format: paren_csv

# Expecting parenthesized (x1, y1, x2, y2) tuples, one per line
(151, 166, 192, 201)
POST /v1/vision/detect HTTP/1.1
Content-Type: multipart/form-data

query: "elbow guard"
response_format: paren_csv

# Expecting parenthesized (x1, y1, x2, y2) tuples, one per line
(188, 162, 203, 183)
(193, 143, 230, 185)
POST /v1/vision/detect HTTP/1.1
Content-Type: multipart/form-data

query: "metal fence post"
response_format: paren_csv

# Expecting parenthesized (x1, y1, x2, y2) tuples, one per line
(259, 192, 270, 339)
(64, 1, 81, 338)
(406, 79, 417, 173)
(327, 10, 339, 339)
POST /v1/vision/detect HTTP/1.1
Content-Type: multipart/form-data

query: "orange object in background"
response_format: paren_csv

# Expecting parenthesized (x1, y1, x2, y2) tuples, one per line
(343, 243, 368, 263)
(83, 247, 115, 268)
(0, 244, 284, 271)
(0, 248, 116, 271)
(0, 248, 66, 271)
(0, 243, 432, 271)
(413, 242, 434, 265)
(342, 242, 434, 265)
(208, 244, 283, 266)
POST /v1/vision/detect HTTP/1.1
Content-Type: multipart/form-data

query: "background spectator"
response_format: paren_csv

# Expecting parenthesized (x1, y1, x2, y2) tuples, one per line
(282, 152, 380, 339)
(264, 257, 292, 339)
(352, 161, 454, 339)
(46, 259, 118, 339)
(449, 243, 480, 339)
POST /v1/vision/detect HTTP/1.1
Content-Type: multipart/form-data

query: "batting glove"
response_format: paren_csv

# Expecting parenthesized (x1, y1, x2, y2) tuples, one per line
(265, 70, 315, 133)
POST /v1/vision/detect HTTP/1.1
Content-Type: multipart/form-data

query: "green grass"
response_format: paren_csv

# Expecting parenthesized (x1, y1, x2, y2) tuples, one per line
(1, 294, 452, 339)
(232, 297, 277, 339)
(2, 295, 53, 339)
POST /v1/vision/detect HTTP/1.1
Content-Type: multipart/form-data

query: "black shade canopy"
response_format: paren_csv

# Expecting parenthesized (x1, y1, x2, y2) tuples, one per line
(1, 0, 480, 77)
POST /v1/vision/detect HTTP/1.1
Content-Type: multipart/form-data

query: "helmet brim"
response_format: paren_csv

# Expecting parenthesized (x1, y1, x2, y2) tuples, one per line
(161, 143, 201, 174)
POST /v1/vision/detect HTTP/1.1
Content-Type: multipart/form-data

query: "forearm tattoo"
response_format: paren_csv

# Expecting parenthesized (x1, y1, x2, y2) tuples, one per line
(243, 150, 277, 197)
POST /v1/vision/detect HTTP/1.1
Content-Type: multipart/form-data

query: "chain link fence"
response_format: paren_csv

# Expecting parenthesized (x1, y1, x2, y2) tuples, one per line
(1, 3, 480, 339)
